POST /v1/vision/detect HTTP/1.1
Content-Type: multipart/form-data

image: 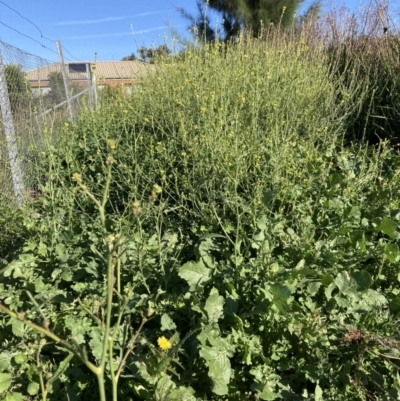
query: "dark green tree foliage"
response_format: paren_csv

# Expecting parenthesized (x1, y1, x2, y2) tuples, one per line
(47, 71, 66, 105)
(121, 45, 171, 63)
(4, 64, 31, 113)
(179, 0, 313, 41)
(121, 53, 137, 61)
(137, 44, 171, 63)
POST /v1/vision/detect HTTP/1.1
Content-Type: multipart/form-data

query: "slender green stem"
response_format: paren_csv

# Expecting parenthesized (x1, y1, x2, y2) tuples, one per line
(99, 159, 113, 226)
(36, 340, 47, 401)
(97, 247, 115, 401)
(115, 316, 147, 382)
(108, 337, 118, 401)
(117, 257, 121, 294)
(113, 297, 129, 341)
(78, 298, 104, 329)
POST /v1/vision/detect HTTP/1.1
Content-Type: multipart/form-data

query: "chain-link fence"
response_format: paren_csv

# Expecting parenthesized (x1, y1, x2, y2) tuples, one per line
(0, 40, 94, 205)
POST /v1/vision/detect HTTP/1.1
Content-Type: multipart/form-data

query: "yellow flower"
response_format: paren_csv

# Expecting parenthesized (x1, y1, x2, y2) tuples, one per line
(157, 336, 172, 350)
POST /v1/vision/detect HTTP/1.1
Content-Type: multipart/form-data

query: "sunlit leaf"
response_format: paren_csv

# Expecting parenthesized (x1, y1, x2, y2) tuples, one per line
(0, 373, 12, 393)
(178, 260, 211, 291)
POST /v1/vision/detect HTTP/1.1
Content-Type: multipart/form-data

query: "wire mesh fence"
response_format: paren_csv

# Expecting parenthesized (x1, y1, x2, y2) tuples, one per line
(0, 40, 93, 205)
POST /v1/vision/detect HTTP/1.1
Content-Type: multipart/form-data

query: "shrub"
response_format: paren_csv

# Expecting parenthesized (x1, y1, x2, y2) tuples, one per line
(1, 27, 400, 401)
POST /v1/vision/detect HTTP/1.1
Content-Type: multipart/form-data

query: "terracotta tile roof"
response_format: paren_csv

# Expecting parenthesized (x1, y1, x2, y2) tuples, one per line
(25, 61, 154, 86)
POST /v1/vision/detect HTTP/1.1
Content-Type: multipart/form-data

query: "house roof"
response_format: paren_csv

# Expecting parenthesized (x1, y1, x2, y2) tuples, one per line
(25, 60, 154, 84)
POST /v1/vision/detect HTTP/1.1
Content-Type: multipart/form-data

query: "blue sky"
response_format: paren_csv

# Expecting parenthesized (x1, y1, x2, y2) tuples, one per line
(0, 0, 372, 63)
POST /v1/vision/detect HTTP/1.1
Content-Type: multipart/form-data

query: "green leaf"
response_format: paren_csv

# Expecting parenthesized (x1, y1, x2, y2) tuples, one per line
(167, 386, 197, 401)
(204, 288, 225, 323)
(27, 382, 40, 396)
(4, 392, 25, 401)
(269, 283, 291, 314)
(178, 260, 211, 291)
(335, 271, 371, 295)
(11, 320, 25, 337)
(259, 386, 280, 400)
(256, 215, 267, 231)
(0, 373, 12, 393)
(161, 314, 177, 331)
(13, 354, 26, 365)
(155, 374, 174, 400)
(378, 217, 397, 238)
(199, 345, 231, 395)
(389, 297, 400, 314)
(0, 353, 11, 371)
(351, 271, 372, 291)
(88, 327, 104, 361)
(55, 243, 66, 257)
(385, 243, 399, 263)
(307, 282, 321, 296)
(315, 383, 323, 401)
(334, 271, 352, 293)
(321, 275, 334, 286)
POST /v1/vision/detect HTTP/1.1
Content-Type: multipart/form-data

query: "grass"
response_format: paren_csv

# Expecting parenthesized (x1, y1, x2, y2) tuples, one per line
(1, 1, 400, 400)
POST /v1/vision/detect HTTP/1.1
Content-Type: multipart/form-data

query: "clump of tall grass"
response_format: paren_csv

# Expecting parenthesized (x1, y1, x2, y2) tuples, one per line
(315, 0, 400, 146)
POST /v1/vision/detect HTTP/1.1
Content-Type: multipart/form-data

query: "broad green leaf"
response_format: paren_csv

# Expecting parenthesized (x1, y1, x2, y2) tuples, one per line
(385, 243, 399, 263)
(349, 230, 366, 251)
(257, 215, 267, 231)
(11, 320, 25, 337)
(378, 217, 397, 238)
(321, 275, 334, 286)
(347, 206, 361, 220)
(307, 282, 321, 296)
(329, 173, 342, 187)
(388, 297, 400, 314)
(88, 327, 104, 361)
(0, 373, 12, 393)
(27, 382, 39, 396)
(167, 386, 197, 401)
(13, 354, 26, 365)
(294, 259, 305, 270)
(4, 393, 25, 401)
(204, 288, 225, 322)
(334, 271, 352, 293)
(269, 283, 291, 314)
(351, 271, 372, 291)
(364, 290, 387, 306)
(315, 383, 323, 401)
(0, 353, 11, 370)
(55, 243, 66, 257)
(199, 345, 231, 395)
(260, 386, 280, 400)
(328, 198, 343, 209)
(155, 374, 174, 400)
(161, 314, 177, 331)
(178, 260, 211, 291)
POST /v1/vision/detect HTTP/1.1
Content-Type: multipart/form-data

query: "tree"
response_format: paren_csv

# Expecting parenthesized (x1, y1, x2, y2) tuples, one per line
(122, 45, 171, 63)
(4, 64, 32, 113)
(47, 71, 65, 105)
(179, 0, 321, 42)
(121, 53, 137, 61)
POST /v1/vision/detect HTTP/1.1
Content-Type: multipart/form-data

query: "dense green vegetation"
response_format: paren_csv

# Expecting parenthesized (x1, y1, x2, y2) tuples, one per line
(1, 10, 400, 401)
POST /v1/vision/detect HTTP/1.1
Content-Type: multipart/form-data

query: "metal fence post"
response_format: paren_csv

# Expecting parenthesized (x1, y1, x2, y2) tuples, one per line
(0, 49, 25, 204)
(91, 64, 98, 110)
(56, 40, 75, 121)
(85, 62, 92, 108)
